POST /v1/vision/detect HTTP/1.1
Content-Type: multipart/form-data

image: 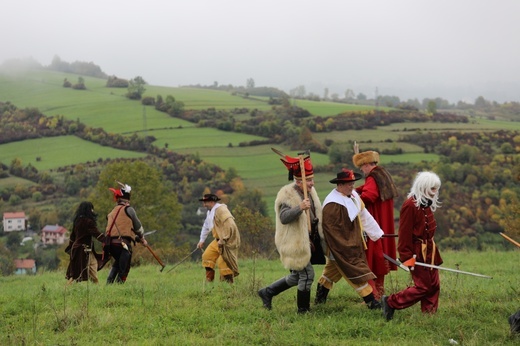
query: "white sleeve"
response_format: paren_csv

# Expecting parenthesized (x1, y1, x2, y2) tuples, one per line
(199, 214, 212, 243)
(360, 209, 384, 241)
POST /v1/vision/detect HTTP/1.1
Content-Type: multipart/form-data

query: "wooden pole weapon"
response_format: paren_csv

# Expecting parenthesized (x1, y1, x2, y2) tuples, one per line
(143, 244, 166, 272)
(298, 151, 312, 232)
(500, 232, 520, 248)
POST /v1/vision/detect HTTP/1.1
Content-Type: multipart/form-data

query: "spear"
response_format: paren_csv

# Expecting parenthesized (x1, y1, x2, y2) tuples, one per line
(143, 243, 165, 272)
(500, 232, 520, 248)
(166, 247, 200, 273)
(383, 253, 492, 279)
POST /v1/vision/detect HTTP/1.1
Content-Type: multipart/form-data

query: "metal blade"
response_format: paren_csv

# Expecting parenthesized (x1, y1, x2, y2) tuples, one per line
(383, 253, 410, 272)
(413, 261, 493, 279)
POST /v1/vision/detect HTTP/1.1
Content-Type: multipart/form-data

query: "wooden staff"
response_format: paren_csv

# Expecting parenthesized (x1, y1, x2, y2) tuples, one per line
(500, 232, 520, 248)
(298, 151, 312, 232)
(143, 244, 166, 272)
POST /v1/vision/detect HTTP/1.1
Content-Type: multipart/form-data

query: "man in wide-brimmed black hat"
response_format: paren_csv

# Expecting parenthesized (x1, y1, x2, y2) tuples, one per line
(314, 168, 384, 310)
(197, 193, 240, 283)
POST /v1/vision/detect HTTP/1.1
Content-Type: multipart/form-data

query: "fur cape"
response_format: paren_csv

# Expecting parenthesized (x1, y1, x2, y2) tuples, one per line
(274, 182, 323, 271)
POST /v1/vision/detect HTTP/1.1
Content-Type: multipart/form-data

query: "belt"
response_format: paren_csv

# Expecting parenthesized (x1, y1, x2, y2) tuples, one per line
(110, 238, 130, 245)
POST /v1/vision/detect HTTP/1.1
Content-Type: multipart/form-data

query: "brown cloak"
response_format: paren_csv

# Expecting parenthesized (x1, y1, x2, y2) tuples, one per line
(322, 202, 376, 284)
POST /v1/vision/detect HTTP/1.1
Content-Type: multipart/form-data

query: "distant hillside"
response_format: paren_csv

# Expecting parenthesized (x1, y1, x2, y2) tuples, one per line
(0, 68, 519, 259)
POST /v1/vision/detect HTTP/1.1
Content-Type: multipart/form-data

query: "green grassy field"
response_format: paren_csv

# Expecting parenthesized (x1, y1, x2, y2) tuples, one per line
(1, 250, 518, 345)
(0, 68, 514, 217)
(0, 136, 147, 171)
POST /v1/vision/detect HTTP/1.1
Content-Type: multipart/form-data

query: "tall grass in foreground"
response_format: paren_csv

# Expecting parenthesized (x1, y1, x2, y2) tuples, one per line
(0, 250, 518, 345)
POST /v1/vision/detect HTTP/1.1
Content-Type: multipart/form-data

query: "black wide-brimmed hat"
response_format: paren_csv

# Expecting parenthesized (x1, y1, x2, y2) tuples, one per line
(329, 168, 362, 184)
(199, 193, 221, 202)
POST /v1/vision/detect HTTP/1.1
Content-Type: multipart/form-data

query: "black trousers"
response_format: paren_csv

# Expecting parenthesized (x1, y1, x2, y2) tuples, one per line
(106, 243, 132, 283)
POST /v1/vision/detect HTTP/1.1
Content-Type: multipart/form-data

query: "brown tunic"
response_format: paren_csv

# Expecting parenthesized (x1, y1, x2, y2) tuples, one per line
(322, 202, 376, 284)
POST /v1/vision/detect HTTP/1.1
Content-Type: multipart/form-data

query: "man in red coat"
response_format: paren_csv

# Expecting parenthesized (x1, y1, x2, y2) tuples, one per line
(353, 145, 398, 300)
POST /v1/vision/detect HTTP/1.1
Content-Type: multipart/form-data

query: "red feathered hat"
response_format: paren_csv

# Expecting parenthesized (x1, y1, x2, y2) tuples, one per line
(109, 181, 131, 201)
(272, 148, 314, 181)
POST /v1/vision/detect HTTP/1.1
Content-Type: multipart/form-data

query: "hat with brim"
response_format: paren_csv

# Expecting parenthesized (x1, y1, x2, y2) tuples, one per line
(199, 193, 221, 202)
(329, 168, 362, 184)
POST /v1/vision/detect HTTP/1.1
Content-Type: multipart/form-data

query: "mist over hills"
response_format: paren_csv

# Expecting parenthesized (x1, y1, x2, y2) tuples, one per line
(1, 56, 518, 106)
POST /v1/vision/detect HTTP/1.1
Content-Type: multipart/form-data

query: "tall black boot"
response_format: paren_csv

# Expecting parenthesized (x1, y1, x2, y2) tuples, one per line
(106, 267, 118, 284)
(363, 292, 382, 310)
(257, 278, 291, 310)
(315, 283, 330, 304)
(297, 290, 311, 314)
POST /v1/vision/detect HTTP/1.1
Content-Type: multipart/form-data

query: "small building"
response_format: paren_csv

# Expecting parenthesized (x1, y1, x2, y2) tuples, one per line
(3, 212, 27, 232)
(14, 259, 37, 275)
(41, 224, 67, 245)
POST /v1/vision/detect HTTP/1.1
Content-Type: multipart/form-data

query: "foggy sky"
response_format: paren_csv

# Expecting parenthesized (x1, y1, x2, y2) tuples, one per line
(2, 0, 519, 103)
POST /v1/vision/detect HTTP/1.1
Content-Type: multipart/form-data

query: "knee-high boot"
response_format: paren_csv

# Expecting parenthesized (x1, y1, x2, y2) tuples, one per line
(315, 283, 330, 304)
(106, 267, 118, 284)
(297, 290, 311, 314)
(205, 267, 215, 282)
(257, 278, 291, 310)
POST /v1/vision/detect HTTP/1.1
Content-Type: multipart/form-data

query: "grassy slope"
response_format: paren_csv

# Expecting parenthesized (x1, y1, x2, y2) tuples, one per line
(0, 251, 518, 345)
(0, 136, 147, 171)
(0, 69, 516, 214)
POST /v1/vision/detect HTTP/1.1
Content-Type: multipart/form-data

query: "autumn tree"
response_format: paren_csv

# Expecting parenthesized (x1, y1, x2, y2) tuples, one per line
(89, 160, 182, 254)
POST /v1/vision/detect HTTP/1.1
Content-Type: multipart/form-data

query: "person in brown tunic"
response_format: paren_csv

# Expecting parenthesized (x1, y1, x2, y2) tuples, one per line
(315, 168, 384, 310)
(65, 201, 105, 284)
(104, 182, 148, 284)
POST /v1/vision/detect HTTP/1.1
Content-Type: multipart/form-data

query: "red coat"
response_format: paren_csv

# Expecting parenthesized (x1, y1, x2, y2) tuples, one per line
(356, 168, 398, 273)
(397, 197, 442, 266)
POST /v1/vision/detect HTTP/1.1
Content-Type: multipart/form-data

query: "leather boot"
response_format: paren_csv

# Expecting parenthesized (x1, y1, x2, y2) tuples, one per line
(314, 283, 330, 304)
(205, 267, 215, 282)
(106, 267, 118, 284)
(363, 292, 382, 310)
(297, 290, 311, 314)
(223, 274, 234, 284)
(257, 278, 291, 310)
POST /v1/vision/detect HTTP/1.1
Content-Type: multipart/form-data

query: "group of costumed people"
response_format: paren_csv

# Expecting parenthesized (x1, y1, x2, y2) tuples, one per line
(65, 181, 241, 286)
(258, 146, 445, 321)
(65, 147, 514, 327)
(63, 146, 443, 320)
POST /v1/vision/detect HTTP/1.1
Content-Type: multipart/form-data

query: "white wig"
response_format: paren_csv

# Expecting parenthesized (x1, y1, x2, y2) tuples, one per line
(407, 171, 442, 211)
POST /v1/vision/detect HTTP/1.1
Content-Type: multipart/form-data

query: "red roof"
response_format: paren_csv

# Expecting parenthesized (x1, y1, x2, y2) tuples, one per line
(3, 212, 26, 219)
(14, 259, 36, 269)
(42, 225, 67, 234)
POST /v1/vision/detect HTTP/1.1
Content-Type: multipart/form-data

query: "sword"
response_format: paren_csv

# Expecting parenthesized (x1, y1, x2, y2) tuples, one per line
(392, 254, 492, 279)
(144, 230, 157, 237)
(383, 253, 410, 272)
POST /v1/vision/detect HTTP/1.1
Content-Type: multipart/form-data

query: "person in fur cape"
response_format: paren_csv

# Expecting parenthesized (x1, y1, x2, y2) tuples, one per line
(352, 143, 399, 300)
(258, 152, 323, 314)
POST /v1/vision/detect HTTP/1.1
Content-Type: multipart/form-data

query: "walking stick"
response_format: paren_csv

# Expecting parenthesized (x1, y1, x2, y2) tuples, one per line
(143, 243, 166, 272)
(298, 150, 312, 232)
(500, 232, 520, 248)
(166, 247, 200, 273)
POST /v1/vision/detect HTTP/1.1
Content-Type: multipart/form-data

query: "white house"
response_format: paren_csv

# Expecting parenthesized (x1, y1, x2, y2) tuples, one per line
(3, 212, 27, 232)
(41, 225, 67, 245)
